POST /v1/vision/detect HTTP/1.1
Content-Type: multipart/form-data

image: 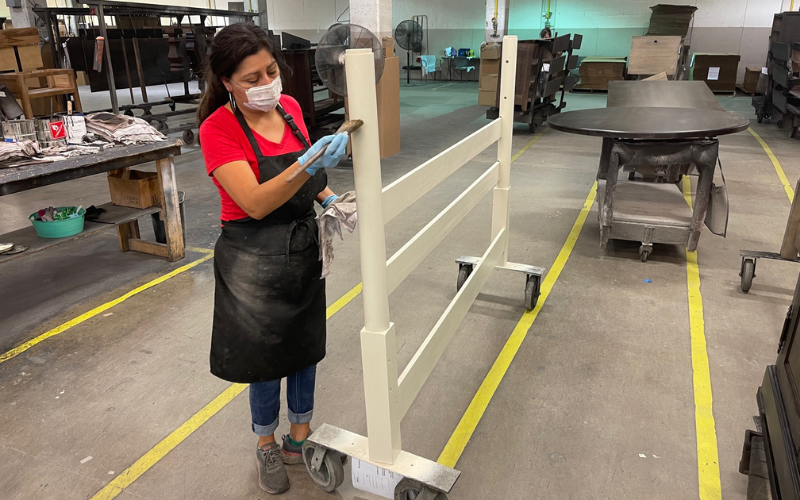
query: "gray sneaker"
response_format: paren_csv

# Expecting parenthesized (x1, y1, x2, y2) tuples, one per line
(281, 432, 309, 465)
(256, 442, 290, 494)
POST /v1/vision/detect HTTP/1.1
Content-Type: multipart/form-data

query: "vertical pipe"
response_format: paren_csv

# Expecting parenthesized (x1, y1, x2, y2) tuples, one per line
(346, 48, 400, 464)
(96, 2, 118, 114)
(491, 35, 517, 265)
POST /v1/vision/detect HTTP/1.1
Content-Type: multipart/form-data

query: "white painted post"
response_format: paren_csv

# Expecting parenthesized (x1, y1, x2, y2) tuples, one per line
(491, 36, 517, 266)
(345, 48, 401, 465)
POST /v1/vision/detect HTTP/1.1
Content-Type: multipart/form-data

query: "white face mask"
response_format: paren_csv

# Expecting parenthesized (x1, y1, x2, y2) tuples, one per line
(232, 78, 282, 112)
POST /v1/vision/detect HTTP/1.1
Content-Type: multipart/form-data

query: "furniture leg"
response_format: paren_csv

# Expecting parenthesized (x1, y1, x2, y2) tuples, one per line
(156, 156, 184, 261)
(18, 74, 32, 119)
(687, 152, 715, 252)
(132, 38, 148, 102)
(597, 137, 612, 180)
(780, 177, 800, 260)
(70, 71, 82, 112)
(600, 142, 621, 245)
(117, 220, 140, 251)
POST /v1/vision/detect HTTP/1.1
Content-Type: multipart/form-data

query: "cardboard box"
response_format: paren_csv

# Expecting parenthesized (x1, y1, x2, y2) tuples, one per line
(628, 36, 682, 76)
(480, 74, 498, 92)
(690, 52, 740, 92)
(481, 42, 501, 60)
(575, 57, 627, 90)
(480, 58, 501, 76)
(742, 66, 761, 93)
(478, 90, 497, 107)
(108, 169, 160, 209)
(376, 56, 400, 158)
(382, 37, 395, 58)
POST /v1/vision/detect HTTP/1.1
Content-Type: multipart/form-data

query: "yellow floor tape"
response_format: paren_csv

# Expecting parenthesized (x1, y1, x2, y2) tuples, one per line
(0, 252, 214, 364)
(682, 177, 722, 500)
(438, 181, 597, 468)
(748, 127, 795, 202)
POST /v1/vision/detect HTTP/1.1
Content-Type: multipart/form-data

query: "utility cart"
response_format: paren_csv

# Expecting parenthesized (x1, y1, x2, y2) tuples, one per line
(486, 33, 581, 133)
(549, 81, 749, 261)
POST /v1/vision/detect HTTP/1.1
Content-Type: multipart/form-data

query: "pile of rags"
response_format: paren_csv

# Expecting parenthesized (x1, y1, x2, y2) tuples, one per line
(317, 191, 357, 278)
(85, 113, 166, 144)
(0, 140, 40, 166)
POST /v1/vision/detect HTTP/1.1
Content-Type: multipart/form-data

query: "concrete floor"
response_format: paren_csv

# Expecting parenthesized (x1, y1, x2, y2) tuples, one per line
(0, 81, 797, 500)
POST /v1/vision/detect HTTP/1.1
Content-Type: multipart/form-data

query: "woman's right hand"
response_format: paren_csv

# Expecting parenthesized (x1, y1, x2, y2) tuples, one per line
(299, 133, 349, 175)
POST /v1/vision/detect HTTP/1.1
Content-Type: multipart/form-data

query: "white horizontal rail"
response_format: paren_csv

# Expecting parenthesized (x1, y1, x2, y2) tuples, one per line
(382, 119, 503, 225)
(397, 228, 508, 418)
(385, 161, 500, 295)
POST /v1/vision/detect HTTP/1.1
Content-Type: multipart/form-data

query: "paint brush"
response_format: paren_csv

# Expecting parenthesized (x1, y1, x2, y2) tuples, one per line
(285, 119, 364, 183)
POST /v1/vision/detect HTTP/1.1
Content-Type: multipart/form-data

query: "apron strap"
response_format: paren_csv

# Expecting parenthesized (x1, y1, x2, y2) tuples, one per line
(276, 103, 312, 148)
(232, 106, 265, 161)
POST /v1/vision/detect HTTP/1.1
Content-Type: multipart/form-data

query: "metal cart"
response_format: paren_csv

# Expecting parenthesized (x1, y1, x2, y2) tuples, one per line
(486, 33, 581, 133)
(549, 81, 749, 261)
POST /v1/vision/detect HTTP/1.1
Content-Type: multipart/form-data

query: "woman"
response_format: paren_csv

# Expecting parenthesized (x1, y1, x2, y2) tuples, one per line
(198, 23, 347, 495)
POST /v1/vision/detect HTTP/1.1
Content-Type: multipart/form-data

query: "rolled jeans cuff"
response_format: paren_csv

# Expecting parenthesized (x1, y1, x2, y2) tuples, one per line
(288, 408, 313, 425)
(252, 415, 279, 437)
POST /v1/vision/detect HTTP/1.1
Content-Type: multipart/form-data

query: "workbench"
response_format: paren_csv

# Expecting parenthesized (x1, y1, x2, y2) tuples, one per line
(548, 81, 749, 261)
(0, 140, 184, 264)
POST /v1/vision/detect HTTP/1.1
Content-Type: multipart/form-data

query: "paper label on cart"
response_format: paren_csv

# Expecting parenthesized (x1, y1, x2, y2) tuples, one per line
(542, 63, 550, 72)
(762, 66, 769, 74)
(0, 92, 5, 97)
(351, 458, 404, 499)
(707, 67, 720, 80)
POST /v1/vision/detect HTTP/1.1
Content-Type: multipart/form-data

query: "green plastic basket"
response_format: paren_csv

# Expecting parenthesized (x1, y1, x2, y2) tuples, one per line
(29, 207, 86, 239)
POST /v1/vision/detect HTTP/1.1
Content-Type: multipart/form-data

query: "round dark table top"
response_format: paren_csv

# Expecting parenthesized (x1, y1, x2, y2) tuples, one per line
(547, 107, 750, 139)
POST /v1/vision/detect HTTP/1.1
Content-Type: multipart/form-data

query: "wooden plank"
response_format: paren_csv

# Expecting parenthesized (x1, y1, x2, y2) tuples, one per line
(780, 178, 800, 260)
(382, 119, 502, 224)
(0, 202, 161, 265)
(127, 238, 171, 258)
(386, 162, 499, 295)
(0, 141, 182, 196)
(397, 229, 507, 418)
(18, 44, 43, 71)
(156, 156, 185, 262)
(0, 28, 40, 48)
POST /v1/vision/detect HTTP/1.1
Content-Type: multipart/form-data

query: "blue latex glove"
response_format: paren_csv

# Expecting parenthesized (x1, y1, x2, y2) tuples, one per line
(299, 132, 349, 175)
(321, 194, 338, 209)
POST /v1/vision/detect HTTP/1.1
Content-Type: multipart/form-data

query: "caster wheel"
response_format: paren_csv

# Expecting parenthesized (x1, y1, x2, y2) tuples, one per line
(142, 109, 152, 116)
(628, 171, 636, 181)
(524, 275, 541, 310)
(124, 109, 134, 117)
(757, 114, 764, 123)
(456, 264, 473, 291)
(528, 121, 538, 133)
(302, 443, 345, 493)
(395, 478, 449, 500)
(169, 103, 176, 111)
(182, 129, 195, 145)
(741, 258, 755, 293)
(639, 245, 652, 262)
(155, 121, 168, 132)
(778, 120, 785, 128)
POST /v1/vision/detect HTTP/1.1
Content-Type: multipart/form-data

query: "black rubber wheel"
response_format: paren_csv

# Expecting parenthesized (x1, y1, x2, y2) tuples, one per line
(529, 121, 538, 133)
(524, 275, 541, 310)
(124, 109, 134, 117)
(182, 129, 195, 145)
(639, 245, 652, 262)
(757, 113, 763, 123)
(394, 478, 449, 500)
(169, 103, 176, 111)
(741, 259, 755, 293)
(302, 444, 345, 493)
(456, 265, 473, 291)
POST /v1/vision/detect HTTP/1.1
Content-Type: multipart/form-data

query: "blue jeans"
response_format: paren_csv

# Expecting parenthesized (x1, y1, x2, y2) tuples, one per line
(250, 364, 316, 437)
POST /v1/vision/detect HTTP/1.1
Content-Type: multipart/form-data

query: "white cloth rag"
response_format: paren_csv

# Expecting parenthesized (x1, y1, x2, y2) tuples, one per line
(420, 55, 437, 76)
(317, 191, 357, 279)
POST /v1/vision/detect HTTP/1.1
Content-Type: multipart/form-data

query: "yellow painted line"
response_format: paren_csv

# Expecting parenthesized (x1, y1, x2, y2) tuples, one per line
(438, 181, 598, 467)
(89, 281, 363, 500)
(0, 253, 214, 365)
(90, 383, 247, 500)
(748, 127, 794, 202)
(511, 130, 546, 163)
(682, 177, 722, 500)
(187, 246, 215, 254)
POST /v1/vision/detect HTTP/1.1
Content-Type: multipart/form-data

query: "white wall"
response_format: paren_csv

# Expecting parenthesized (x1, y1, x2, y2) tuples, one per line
(266, 0, 348, 42)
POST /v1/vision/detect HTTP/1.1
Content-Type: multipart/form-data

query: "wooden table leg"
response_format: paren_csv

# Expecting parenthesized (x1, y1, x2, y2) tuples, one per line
(156, 156, 185, 262)
(117, 220, 140, 251)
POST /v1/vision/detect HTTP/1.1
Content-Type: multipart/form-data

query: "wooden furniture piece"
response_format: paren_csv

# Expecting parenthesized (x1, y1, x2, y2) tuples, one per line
(0, 27, 82, 119)
(0, 140, 184, 263)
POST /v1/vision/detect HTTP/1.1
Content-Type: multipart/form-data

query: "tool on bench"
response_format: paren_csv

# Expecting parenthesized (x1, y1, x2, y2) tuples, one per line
(284, 119, 364, 183)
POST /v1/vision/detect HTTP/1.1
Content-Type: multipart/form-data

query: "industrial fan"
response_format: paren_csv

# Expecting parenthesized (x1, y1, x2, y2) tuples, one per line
(394, 19, 424, 84)
(315, 23, 385, 97)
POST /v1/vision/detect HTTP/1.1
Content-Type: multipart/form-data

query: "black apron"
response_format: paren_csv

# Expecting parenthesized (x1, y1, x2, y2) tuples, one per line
(210, 105, 328, 383)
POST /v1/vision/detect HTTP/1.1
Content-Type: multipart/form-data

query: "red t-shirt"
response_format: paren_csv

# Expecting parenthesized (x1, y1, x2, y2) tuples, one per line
(199, 95, 310, 221)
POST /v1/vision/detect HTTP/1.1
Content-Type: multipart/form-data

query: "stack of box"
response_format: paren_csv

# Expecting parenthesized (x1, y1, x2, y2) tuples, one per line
(740, 67, 762, 94)
(478, 42, 501, 107)
(575, 57, 626, 90)
(690, 53, 740, 93)
(646, 4, 698, 37)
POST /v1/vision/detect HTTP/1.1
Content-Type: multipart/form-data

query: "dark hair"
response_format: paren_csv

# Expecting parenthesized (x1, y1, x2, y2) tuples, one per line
(540, 27, 552, 38)
(197, 22, 288, 124)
